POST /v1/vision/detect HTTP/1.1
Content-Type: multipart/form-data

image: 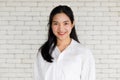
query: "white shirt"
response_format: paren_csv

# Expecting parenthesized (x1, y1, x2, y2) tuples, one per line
(34, 39, 95, 80)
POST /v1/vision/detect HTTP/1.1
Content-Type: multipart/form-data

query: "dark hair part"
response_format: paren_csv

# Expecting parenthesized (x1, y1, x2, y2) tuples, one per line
(39, 5, 79, 62)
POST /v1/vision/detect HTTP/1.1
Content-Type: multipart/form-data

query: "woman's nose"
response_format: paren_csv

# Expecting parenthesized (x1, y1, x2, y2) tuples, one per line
(58, 24, 64, 31)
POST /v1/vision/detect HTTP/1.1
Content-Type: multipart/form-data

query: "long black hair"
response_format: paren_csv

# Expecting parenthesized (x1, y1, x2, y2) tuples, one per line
(39, 5, 79, 63)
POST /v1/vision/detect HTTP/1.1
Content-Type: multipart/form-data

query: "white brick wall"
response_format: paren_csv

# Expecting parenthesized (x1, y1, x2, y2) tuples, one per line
(0, 0, 120, 80)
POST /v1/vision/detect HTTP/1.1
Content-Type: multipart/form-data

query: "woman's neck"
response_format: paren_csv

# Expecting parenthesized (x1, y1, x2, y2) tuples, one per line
(57, 38, 72, 52)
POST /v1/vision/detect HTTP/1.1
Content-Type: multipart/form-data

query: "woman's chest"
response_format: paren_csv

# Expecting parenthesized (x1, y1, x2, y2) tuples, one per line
(42, 54, 82, 80)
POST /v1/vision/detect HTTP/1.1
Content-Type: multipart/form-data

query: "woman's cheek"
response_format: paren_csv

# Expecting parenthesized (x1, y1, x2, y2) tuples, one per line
(52, 26, 57, 31)
(66, 26, 72, 32)
(52, 26, 58, 35)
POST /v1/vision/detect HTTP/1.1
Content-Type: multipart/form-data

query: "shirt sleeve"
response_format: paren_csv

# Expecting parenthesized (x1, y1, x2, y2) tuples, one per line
(81, 50, 96, 80)
(34, 52, 44, 80)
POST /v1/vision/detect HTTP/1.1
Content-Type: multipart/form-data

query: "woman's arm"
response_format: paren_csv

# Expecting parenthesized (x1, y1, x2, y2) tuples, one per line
(34, 52, 44, 80)
(81, 50, 96, 80)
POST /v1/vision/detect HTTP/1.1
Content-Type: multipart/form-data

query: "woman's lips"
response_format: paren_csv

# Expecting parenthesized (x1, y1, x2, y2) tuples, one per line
(58, 32, 66, 36)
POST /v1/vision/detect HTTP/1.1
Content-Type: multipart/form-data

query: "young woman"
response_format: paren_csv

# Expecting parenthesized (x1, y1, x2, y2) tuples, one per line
(34, 5, 95, 80)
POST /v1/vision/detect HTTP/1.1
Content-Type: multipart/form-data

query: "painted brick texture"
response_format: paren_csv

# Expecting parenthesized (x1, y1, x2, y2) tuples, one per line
(0, 0, 120, 80)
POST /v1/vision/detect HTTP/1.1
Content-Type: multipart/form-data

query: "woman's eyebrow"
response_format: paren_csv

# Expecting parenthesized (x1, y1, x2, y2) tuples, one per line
(64, 20, 69, 22)
(52, 20, 69, 23)
(52, 21, 57, 22)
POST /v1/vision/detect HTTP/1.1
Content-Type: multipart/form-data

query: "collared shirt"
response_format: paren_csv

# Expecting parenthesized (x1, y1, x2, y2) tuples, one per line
(34, 39, 95, 80)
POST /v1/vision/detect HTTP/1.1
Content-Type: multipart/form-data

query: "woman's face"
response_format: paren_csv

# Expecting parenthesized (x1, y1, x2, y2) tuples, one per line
(52, 13, 74, 41)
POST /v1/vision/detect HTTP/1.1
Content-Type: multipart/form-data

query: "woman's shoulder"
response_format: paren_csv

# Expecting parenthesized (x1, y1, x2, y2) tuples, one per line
(72, 40, 94, 63)
(72, 39, 93, 56)
(35, 50, 44, 62)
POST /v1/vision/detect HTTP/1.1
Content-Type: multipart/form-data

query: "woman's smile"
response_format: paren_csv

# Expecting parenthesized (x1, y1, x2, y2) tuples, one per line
(58, 32, 66, 36)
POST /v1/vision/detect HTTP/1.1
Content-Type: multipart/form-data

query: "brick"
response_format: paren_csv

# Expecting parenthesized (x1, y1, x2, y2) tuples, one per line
(38, 2, 53, 7)
(7, 49, 23, 54)
(100, 59, 120, 64)
(95, 45, 109, 50)
(22, 31, 37, 35)
(102, 50, 117, 54)
(0, 54, 14, 58)
(0, 12, 9, 16)
(86, 31, 101, 35)
(109, 73, 120, 77)
(0, 2, 6, 7)
(94, 7, 109, 11)
(85, 40, 101, 44)
(0, 59, 6, 63)
(0, 63, 15, 68)
(22, 59, 33, 64)
(9, 21, 24, 26)
(87, 12, 103, 16)
(78, 26, 93, 30)
(110, 7, 120, 11)
(110, 45, 120, 49)
(85, 2, 100, 6)
(31, 7, 46, 11)
(22, 2, 37, 7)
(15, 45, 31, 49)
(87, 22, 102, 26)
(15, 26, 30, 30)
(108, 55, 120, 59)
(93, 26, 109, 31)
(78, 17, 94, 21)
(0, 21, 9, 25)
(96, 64, 109, 68)
(9, 78, 24, 80)
(15, 64, 31, 68)
(23, 49, 36, 54)
(0, 50, 7, 54)
(103, 12, 118, 17)
(99, 69, 117, 73)
(102, 22, 117, 26)
(25, 12, 40, 16)
(14, 35, 30, 40)
(25, 78, 33, 80)
(111, 17, 120, 22)
(94, 17, 110, 21)
(6, 59, 21, 63)
(0, 7, 15, 11)
(0, 45, 16, 49)
(1, 16, 16, 20)
(6, 2, 21, 7)
(7, 40, 22, 44)
(7, 31, 22, 35)
(22, 40, 38, 45)
(0, 26, 15, 30)
(25, 21, 39, 26)
(0, 31, 7, 34)
(17, 16, 32, 21)
(78, 7, 94, 11)
(101, 40, 117, 44)
(101, 2, 116, 7)
(10, 12, 25, 16)
(15, 54, 30, 58)
(8, 69, 24, 73)
(70, 2, 84, 6)
(78, 0, 94, 1)
(0, 78, 8, 80)
(15, 7, 31, 11)
(24, 68, 33, 72)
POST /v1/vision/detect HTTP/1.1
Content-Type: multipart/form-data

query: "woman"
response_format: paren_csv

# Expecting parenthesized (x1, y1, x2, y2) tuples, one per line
(34, 5, 95, 80)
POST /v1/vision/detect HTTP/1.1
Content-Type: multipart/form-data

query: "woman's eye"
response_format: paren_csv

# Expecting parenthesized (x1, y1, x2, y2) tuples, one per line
(53, 23, 58, 25)
(64, 23, 68, 25)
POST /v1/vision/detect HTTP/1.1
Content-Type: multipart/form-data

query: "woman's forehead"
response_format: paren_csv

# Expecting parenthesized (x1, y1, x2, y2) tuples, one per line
(52, 13, 71, 22)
